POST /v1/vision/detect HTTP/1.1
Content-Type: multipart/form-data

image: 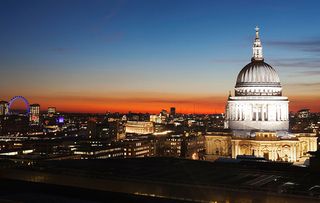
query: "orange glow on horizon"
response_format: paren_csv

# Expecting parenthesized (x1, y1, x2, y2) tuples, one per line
(36, 98, 226, 114)
(6, 94, 320, 114)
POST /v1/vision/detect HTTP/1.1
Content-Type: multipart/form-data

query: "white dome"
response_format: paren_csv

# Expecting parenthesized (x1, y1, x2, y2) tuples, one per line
(236, 60, 281, 87)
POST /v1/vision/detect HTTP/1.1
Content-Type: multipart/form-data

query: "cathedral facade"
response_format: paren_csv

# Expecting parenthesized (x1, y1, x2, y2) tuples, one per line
(205, 27, 317, 164)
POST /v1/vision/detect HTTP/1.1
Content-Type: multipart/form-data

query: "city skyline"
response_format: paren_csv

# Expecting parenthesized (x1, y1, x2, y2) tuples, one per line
(1, 0, 320, 114)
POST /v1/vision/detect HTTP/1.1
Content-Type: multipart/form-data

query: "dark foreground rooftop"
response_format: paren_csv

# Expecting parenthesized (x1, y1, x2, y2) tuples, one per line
(1, 157, 320, 202)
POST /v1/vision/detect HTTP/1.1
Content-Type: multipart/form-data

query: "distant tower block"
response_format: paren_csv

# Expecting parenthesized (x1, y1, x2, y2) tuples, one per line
(170, 107, 176, 116)
(0, 101, 9, 116)
(48, 107, 56, 117)
(30, 104, 40, 125)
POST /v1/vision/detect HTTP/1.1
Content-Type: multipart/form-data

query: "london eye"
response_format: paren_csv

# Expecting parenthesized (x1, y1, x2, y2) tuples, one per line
(7, 96, 30, 115)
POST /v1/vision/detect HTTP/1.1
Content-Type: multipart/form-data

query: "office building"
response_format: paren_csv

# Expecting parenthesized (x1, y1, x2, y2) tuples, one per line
(0, 101, 9, 116)
(29, 104, 40, 125)
(125, 121, 154, 135)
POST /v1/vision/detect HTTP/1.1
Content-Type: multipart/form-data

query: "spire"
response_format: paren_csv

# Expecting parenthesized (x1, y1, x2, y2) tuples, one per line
(252, 26, 263, 61)
(255, 26, 260, 38)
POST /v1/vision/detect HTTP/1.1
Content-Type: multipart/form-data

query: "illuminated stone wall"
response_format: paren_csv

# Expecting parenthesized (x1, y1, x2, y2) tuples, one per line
(205, 132, 317, 163)
(125, 121, 154, 135)
(226, 97, 289, 132)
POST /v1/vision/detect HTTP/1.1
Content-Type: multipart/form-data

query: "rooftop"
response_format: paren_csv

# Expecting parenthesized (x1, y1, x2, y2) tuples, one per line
(1, 158, 320, 202)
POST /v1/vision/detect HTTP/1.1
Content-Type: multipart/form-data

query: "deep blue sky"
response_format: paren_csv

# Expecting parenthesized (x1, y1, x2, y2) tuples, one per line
(1, 0, 320, 113)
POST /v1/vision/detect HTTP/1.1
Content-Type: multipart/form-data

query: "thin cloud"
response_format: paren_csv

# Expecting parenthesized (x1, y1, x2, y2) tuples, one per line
(267, 38, 320, 53)
(270, 58, 320, 68)
(285, 82, 320, 87)
(298, 70, 320, 76)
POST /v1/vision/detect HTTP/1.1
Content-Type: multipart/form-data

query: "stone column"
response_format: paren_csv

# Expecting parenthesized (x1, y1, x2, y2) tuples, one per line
(233, 142, 238, 158)
(236, 105, 239, 121)
(294, 144, 298, 160)
(279, 105, 282, 121)
(312, 140, 317, 151)
(231, 104, 234, 120)
(269, 147, 273, 160)
(281, 105, 284, 121)
(284, 104, 288, 120)
(258, 146, 261, 157)
(265, 104, 268, 121)
(297, 144, 301, 158)
(272, 147, 276, 161)
(290, 144, 294, 162)
(251, 104, 254, 121)
(293, 144, 297, 162)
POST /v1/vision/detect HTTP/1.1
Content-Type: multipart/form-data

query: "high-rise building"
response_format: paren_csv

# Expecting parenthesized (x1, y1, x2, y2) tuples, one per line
(160, 109, 168, 123)
(160, 109, 168, 117)
(297, 109, 310, 119)
(170, 107, 176, 116)
(150, 114, 162, 123)
(0, 101, 9, 116)
(29, 104, 40, 125)
(48, 107, 56, 117)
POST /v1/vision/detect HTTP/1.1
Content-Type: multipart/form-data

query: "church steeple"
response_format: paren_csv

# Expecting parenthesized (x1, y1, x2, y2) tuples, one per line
(252, 26, 263, 61)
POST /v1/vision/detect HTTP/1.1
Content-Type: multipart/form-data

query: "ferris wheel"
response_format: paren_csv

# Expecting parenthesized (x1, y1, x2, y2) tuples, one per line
(7, 96, 30, 115)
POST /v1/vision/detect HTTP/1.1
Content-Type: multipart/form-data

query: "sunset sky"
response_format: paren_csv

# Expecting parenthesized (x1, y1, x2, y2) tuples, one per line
(1, 0, 320, 114)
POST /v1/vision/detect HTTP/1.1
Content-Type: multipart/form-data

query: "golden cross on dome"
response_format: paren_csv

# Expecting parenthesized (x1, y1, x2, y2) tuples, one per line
(255, 26, 260, 38)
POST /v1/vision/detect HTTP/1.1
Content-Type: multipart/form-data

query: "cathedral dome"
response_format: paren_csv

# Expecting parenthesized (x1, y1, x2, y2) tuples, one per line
(233, 27, 282, 96)
(236, 60, 281, 87)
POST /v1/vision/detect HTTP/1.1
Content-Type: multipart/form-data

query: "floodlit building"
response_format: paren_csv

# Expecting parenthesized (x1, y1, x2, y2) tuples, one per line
(0, 101, 9, 116)
(205, 27, 317, 164)
(29, 104, 40, 125)
(125, 121, 154, 135)
(48, 107, 56, 117)
(297, 109, 310, 119)
(150, 114, 162, 123)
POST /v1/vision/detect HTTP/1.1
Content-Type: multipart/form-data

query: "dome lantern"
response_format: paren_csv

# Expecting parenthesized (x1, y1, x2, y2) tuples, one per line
(252, 26, 263, 61)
